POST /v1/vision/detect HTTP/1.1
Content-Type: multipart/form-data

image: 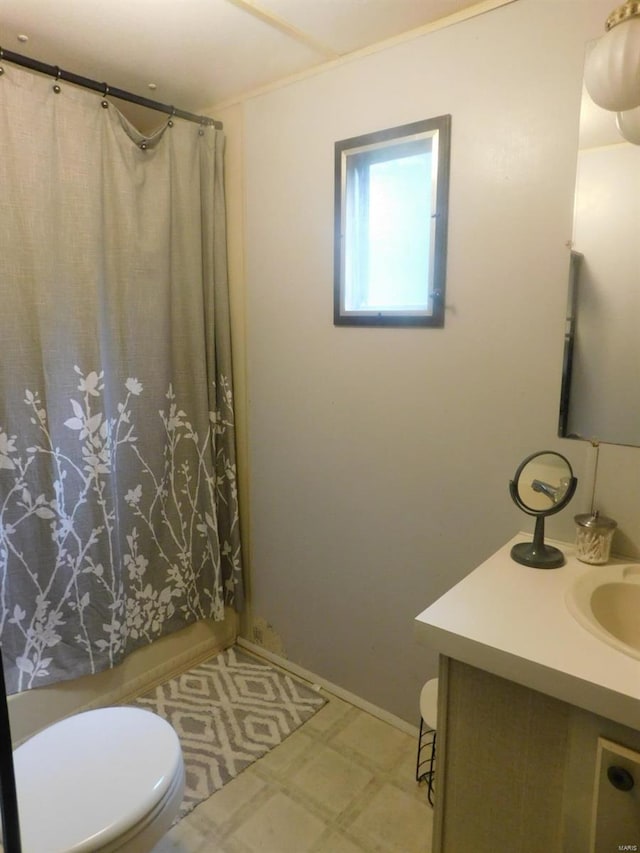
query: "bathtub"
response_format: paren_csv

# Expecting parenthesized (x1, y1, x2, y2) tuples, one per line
(8, 609, 238, 744)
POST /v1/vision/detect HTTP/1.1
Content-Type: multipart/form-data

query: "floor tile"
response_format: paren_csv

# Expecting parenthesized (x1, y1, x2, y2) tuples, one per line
(348, 783, 432, 853)
(153, 815, 209, 852)
(153, 693, 432, 853)
(391, 739, 428, 799)
(291, 743, 375, 815)
(331, 710, 415, 771)
(303, 694, 353, 733)
(231, 790, 327, 853)
(253, 728, 315, 776)
(190, 766, 267, 825)
(310, 831, 370, 852)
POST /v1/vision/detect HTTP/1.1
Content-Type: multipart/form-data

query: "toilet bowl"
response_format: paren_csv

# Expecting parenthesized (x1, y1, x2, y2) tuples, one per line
(11, 706, 185, 852)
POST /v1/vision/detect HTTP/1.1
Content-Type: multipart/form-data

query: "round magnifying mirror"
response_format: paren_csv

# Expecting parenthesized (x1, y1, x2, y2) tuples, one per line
(509, 451, 577, 569)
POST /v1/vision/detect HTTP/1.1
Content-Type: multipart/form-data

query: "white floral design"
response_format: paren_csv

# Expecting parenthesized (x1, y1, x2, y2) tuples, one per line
(0, 367, 242, 692)
(0, 431, 17, 471)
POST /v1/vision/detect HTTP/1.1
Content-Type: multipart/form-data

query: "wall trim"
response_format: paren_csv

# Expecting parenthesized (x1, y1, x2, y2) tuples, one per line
(226, 0, 340, 60)
(236, 637, 419, 738)
(211, 0, 516, 111)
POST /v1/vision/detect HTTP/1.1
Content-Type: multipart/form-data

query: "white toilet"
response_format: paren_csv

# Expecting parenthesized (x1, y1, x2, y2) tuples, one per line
(11, 706, 185, 852)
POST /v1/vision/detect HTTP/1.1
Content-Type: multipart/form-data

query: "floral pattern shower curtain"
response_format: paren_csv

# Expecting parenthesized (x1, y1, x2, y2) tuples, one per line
(0, 64, 243, 693)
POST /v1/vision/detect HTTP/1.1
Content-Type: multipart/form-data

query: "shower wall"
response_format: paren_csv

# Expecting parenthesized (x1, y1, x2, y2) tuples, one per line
(8, 611, 237, 744)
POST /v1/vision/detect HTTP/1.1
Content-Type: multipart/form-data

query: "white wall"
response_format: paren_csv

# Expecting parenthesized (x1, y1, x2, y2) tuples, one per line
(217, 0, 640, 724)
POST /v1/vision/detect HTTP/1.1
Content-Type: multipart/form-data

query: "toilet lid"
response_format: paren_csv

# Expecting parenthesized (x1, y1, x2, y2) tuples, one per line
(13, 706, 184, 853)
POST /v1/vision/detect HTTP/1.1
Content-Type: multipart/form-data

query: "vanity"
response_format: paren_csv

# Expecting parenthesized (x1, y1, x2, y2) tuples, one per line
(415, 535, 640, 853)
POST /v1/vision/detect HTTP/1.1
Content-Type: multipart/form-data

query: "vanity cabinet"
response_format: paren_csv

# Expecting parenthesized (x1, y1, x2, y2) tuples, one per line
(415, 537, 640, 853)
(433, 657, 640, 852)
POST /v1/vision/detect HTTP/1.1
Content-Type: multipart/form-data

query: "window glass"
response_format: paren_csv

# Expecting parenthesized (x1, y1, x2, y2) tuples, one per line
(334, 116, 451, 327)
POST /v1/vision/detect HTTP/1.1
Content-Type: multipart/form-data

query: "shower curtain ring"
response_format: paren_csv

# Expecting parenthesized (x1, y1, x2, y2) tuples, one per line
(168, 107, 175, 127)
(52, 66, 62, 93)
(102, 82, 110, 96)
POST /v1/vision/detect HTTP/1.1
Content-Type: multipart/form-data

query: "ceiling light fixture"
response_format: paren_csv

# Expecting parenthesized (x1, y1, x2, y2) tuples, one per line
(584, 1, 640, 112)
(616, 102, 640, 141)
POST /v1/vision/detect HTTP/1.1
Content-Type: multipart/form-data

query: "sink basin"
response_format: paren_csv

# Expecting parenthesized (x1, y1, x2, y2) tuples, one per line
(566, 564, 640, 660)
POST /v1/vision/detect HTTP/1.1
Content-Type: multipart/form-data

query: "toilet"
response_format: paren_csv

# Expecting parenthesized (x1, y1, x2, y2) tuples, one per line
(11, 706, 185, 852)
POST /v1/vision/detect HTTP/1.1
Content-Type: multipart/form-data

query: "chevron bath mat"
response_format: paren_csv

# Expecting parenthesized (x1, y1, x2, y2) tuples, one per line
(131, 645, 327, 820)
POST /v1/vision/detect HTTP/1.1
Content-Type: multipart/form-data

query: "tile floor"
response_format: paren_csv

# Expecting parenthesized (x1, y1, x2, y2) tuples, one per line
(155, 692, 433, 853)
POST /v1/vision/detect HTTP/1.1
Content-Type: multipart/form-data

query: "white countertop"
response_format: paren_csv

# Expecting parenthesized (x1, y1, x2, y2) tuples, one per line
(414, 534, 640, 731)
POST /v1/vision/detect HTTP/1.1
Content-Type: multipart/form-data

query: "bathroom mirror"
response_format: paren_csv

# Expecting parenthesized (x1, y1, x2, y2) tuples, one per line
(558, 46, 640, 447)
(509, 451, 577, 569)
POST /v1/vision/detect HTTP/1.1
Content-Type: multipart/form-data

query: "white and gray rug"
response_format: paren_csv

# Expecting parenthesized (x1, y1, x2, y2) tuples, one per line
(131, 645, 326, 819)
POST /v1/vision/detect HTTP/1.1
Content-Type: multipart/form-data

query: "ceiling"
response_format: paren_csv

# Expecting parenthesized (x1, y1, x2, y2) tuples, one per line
(1, 0, 502, 128)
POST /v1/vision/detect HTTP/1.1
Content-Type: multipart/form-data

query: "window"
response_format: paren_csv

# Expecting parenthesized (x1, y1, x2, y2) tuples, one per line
(334, 116, 451, 327)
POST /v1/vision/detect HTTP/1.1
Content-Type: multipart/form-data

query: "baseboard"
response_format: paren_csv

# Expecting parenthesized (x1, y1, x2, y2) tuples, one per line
(236, 637, 419, 738)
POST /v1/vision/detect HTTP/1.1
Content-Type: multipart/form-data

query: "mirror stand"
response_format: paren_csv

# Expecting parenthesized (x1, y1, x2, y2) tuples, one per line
(509, 450, 577, 570)
(510, 516, 565, 569)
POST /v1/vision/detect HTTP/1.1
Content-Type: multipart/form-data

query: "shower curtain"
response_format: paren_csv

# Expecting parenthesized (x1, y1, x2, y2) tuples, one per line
(0, 63, 243, 693)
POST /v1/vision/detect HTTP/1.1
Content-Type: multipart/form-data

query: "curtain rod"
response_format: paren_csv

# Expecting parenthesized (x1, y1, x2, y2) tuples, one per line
(0, 47, 223, 130)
